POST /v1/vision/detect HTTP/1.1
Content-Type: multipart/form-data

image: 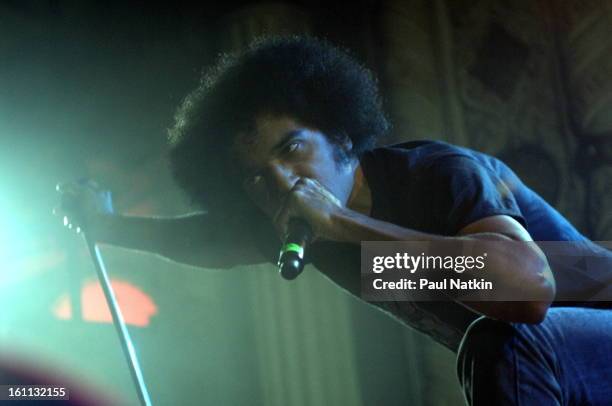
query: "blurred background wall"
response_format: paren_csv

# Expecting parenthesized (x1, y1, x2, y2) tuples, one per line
(0, 0, 610, 405)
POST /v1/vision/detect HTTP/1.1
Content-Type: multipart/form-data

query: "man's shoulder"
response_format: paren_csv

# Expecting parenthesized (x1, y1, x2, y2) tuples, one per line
(362, 139, 516, 199)
(364, 139, 490, 171)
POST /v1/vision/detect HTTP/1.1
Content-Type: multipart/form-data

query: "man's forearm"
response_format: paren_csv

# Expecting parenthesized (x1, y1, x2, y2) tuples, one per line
(87, 212, 263, 268)
(330, 208, 555, 322)
(88, 212, 206, 260)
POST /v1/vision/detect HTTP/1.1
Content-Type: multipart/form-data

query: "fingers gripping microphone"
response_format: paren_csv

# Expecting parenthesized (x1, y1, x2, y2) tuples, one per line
(278, 218, 313, 280)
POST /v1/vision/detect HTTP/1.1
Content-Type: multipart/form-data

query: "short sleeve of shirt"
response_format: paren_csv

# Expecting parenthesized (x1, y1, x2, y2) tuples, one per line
(424, 154, 526, 235)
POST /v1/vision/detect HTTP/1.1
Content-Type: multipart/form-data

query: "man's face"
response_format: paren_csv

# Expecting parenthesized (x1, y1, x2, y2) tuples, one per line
(231, 115, 356, 220)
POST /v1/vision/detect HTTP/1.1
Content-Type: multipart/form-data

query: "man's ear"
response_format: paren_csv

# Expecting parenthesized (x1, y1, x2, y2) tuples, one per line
(334, 134, 356, 168)
(340, 133, 353, 153)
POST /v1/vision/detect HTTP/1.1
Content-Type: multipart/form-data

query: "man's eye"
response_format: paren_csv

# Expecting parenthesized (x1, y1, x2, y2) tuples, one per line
(285, 141, 302, 154)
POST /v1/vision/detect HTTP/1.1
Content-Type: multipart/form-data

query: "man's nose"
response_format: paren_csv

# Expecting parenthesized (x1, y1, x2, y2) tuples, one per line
(266, 163, 298, 202)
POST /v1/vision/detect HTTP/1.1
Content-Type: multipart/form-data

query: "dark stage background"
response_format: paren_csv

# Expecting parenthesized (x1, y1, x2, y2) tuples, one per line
(0, 1, 610, 405)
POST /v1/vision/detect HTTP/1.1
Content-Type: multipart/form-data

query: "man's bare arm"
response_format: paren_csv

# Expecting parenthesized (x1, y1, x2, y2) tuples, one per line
(82, 212, 267, 269)
(330, 211, 555, 323)
(55, 180, 267, 269)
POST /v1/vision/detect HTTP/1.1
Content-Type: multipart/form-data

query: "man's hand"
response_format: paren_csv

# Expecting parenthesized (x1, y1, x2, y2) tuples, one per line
(273, 177, 347, 241)
(53, 179, 114, 233)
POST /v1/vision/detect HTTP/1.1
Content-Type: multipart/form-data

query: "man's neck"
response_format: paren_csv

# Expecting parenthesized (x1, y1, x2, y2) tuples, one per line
(345, 162, 372, 216)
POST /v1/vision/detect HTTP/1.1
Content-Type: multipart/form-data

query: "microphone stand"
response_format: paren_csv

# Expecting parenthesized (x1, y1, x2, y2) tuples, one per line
(80, 231, 153, 406)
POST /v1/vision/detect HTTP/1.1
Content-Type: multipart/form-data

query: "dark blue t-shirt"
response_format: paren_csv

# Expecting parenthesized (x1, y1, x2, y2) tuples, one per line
(360, 140, 590, 241)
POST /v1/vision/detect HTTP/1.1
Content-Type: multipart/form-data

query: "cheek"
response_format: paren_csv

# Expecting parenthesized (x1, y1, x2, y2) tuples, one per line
(311, 160, 342, 190)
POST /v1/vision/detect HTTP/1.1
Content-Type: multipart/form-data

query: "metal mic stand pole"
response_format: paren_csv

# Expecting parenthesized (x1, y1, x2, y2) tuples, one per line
(80, 231, 153, 406)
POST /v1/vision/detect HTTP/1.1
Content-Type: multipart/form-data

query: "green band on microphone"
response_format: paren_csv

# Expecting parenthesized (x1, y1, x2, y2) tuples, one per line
(282, 243, 304, 257)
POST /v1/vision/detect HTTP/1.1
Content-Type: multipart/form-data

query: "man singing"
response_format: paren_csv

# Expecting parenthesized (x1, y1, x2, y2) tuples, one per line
(56, 36, 612, 405)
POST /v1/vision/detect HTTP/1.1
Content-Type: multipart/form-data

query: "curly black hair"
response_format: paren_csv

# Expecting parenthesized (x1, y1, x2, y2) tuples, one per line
(168, 35, 390, 214)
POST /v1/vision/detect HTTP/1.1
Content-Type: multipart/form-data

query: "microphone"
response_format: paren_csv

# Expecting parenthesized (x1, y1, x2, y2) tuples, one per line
(278, 218, 313, 280)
